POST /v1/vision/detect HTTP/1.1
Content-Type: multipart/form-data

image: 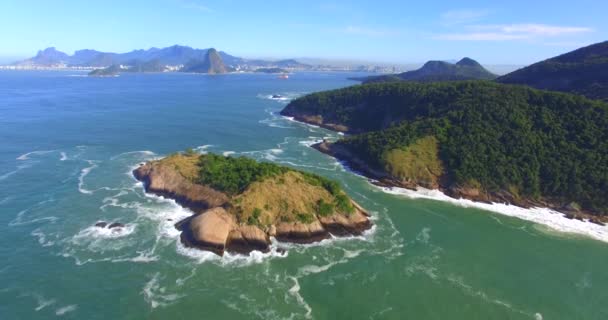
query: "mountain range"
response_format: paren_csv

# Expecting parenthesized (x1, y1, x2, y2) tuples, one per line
(13, 45, 311, 70)
(356, 58, 497, 83)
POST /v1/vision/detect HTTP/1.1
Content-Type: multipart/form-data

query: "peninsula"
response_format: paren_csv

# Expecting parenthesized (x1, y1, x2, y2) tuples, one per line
(280, 81, 608, 224)
(133, 152, 371, 255)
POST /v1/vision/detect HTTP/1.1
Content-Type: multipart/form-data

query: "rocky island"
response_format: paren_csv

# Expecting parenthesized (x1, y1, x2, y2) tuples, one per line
(133, 152, 371, 255)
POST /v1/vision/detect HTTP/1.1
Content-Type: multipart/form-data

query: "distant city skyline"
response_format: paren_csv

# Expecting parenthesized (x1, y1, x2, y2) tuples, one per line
(1, 0, 606, 65)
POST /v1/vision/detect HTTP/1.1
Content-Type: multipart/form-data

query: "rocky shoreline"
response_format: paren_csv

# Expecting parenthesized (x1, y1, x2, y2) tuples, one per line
(133, 158, 372, 256)
(313, 140, 607, 226)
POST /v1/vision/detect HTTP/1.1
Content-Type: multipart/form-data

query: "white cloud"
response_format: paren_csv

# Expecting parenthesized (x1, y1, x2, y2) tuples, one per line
(436, 23, 593, 41)
(440, 9, 490, 25)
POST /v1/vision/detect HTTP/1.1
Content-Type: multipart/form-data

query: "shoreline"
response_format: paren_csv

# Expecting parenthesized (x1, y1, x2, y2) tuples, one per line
(280, 116, 608, 243)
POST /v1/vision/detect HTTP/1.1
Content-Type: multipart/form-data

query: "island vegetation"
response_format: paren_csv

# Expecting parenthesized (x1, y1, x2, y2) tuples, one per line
(281, 81, 608, 220)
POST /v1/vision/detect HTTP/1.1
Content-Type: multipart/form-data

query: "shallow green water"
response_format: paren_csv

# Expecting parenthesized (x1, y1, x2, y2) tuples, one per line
(0, 71, 606, 319)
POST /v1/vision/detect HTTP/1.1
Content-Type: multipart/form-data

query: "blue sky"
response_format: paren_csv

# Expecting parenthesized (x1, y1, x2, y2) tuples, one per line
(1, 0, 606, 64)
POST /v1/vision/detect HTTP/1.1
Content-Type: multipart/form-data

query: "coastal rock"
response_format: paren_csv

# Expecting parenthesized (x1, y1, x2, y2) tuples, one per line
(133, 161, 229, 213)
(95, 221, 108, 228)
(275, 220, 330, 243)
(226, 225, 271, 253)
(318, 201, 371, 236)
(108, 222, 125, 229)
(180, 207, 236, 255)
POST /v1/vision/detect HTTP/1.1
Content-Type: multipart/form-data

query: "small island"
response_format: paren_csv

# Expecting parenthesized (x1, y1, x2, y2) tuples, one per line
(133, 151, 371, 255)
(254, 67, 288, 74)
(88, 64, 121, 77)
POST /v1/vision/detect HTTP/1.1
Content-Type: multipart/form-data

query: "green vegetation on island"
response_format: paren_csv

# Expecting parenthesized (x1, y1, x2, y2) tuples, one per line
(159, 152, 355, 224)
(282, 81, 608, 216)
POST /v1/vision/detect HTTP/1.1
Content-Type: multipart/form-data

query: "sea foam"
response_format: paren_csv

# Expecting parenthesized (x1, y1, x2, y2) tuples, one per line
(379, 185, 608, 243)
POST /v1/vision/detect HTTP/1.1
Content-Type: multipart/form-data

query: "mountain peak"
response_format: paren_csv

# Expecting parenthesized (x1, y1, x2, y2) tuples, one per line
(181, 47, 228, 74)
(456, 57, 482, 67)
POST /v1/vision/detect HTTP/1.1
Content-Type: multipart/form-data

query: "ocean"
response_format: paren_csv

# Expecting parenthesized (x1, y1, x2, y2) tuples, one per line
(0, 70, 607, 319)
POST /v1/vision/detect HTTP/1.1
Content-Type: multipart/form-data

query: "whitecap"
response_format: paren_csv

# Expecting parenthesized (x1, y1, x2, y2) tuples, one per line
(379, 185, 608, 243)
(110, 150, 156, 160)
(31, 228, 55, 247)
(73, 223, 136, 240)
(78, 160, 98, 194)
(16, 150, 54, 160)
(222, 151, 236, 157)
(194, 145, 213, 154)
(59, 152, 68, 161)
(55, 304, 77, 316)
(142, 273, 184, 309)
(33, 294, 56, 311)
(0, 164, 31, 181)
(287, 277, 313, 319)
(9, 209, 58, 226)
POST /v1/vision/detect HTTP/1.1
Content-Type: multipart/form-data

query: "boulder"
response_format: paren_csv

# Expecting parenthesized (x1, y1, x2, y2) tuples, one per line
(226, 225, 270, 253)
(108, 222, 124, 229)
(94, 221, 108, 228)
(180, 207, 235, 255)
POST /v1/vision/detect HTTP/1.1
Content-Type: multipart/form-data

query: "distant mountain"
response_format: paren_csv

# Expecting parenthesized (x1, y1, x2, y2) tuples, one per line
(497, 41, 608, 101)
(181, 48, 229, 74)
(13, 45, 311, 71)
(358, 58, 497, 83)
(16, 47, 70, 66)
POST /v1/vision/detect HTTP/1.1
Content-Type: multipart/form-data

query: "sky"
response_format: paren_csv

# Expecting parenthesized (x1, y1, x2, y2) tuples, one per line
(1, 0, 606, 65)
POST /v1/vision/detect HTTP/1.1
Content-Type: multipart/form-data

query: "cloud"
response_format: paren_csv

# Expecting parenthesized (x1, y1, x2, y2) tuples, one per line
(440, 9, 490, 25)
(336, 26, 399, 37)
(436, 23, 593, 41)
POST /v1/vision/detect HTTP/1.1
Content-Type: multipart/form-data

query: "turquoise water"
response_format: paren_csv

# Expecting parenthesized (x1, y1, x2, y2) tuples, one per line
(0, 71, 607, 319)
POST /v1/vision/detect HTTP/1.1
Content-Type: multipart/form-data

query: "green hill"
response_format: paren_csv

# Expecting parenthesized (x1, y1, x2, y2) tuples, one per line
(358, 58, 496, 84)
(497, 41, 608, 101)
(281, 81, 608, 217)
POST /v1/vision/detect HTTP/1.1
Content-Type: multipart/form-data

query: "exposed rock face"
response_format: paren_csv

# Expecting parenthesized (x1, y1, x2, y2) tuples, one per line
(318, 201, 371, 236)
(181, 207, 236, 255)
(226, 225, 270, 254)
(275, 220, 330, 243)
(133, 161, 229, 212)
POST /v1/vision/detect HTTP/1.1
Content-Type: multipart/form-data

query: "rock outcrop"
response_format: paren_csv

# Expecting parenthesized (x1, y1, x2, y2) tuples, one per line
(133, 160, 229, 212)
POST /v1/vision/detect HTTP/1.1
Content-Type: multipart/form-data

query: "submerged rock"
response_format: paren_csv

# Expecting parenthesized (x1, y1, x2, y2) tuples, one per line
(108, 222, 125, 229)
